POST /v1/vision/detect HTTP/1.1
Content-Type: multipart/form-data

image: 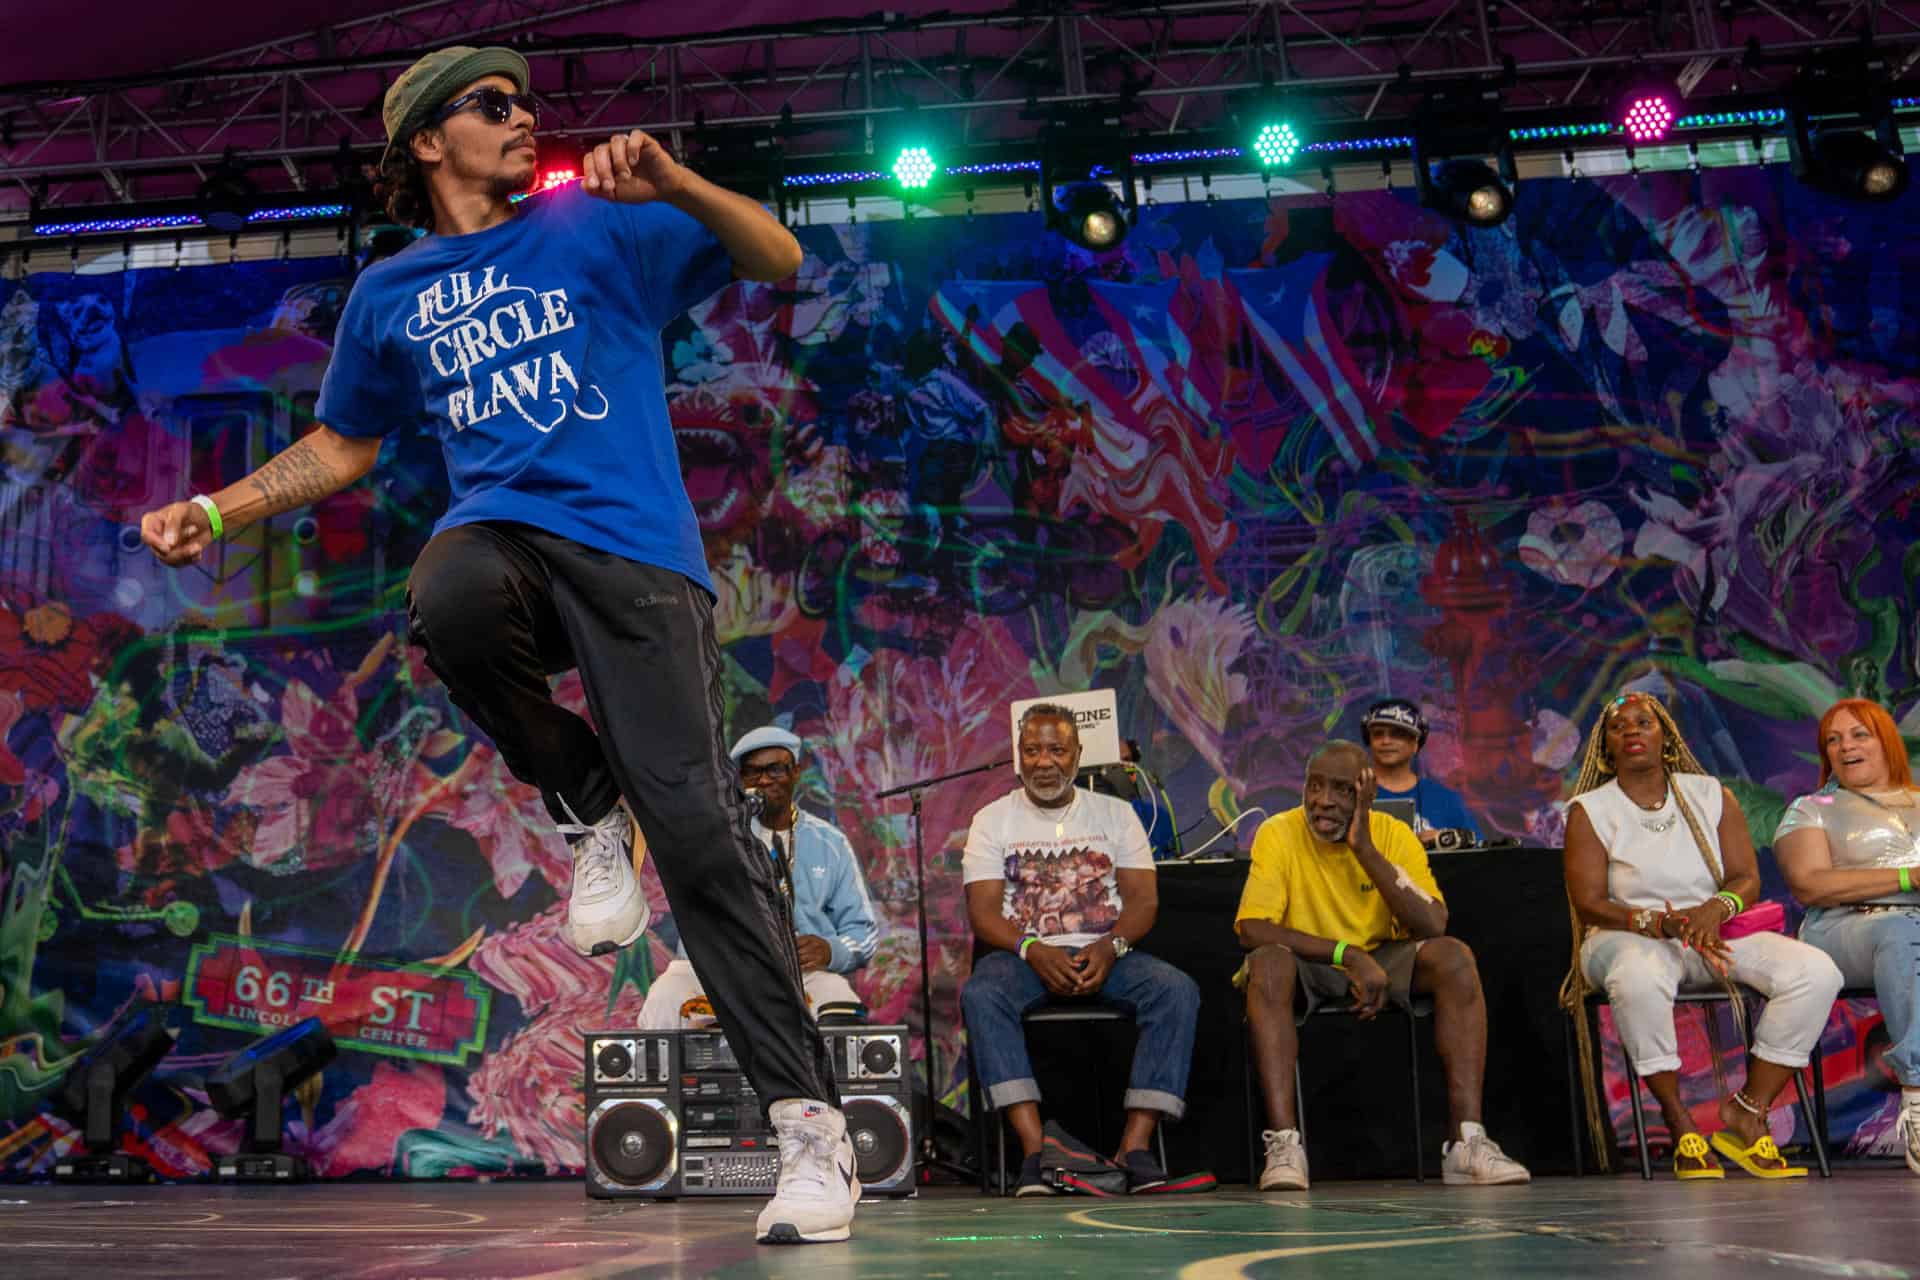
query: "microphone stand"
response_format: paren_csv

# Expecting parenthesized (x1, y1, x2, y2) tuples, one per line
(876, 755, 1009, 1183)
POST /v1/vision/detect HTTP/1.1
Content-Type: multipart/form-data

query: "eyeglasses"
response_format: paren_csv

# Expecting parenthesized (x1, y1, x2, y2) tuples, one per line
(739, 762, 795, 784)
(430, 87, 539, 130)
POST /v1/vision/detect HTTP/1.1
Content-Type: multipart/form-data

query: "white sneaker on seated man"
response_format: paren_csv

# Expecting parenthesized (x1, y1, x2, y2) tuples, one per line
(1238, 740, 1532, 1190)
(637, 725, 880, 1032)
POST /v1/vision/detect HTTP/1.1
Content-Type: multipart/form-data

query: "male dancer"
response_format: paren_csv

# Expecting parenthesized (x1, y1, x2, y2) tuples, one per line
(138, 46, 856, 1244)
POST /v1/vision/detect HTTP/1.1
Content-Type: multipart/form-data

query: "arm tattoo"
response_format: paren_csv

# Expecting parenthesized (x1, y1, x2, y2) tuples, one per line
(248, 439, 345, 514)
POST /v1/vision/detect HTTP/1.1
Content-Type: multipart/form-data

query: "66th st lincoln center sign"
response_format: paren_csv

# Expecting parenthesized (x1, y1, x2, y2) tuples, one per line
(185, 934, 491, 1067)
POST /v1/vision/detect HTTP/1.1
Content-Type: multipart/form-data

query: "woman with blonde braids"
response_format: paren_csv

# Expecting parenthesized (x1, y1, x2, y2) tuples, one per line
(1564, 692, 1842, 1179)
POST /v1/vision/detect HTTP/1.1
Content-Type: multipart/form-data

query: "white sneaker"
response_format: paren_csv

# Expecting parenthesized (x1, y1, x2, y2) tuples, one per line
(1259, 1128, 1309, 1190)
(1441, 1122, 1532, 1185)
(558, 804, 648, 957)
(1900, 1091, 1920, 1176)
(758, 1099, 859, 1244)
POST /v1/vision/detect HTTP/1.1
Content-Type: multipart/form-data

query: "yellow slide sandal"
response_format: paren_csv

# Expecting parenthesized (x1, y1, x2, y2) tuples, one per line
(1674, 1132, 1723, 1180)
(1709, 1130, 1809, 1179)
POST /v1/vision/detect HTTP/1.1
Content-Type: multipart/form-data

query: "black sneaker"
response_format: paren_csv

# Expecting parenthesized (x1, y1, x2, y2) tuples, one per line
(1014, 1152, 1057, 1197)
(1122, 1148, 1168, 1193)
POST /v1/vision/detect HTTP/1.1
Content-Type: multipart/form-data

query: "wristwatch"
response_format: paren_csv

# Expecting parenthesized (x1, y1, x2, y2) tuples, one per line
(1107, 934, 1131, 959)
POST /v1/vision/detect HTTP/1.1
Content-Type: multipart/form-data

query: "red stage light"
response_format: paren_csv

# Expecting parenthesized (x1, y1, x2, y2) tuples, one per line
(536, 167, 580, 192)
(1621, 94, 1674, 143)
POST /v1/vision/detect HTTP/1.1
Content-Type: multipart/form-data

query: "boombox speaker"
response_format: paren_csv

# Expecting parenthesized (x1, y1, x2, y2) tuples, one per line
(584, 1024, 915, 1199)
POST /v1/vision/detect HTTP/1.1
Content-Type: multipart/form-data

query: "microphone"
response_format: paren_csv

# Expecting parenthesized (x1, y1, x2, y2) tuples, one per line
(742, 786, 766, 817)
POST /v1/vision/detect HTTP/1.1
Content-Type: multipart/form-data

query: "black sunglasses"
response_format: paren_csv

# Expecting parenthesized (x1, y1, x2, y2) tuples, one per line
(431, 86, 539, 130)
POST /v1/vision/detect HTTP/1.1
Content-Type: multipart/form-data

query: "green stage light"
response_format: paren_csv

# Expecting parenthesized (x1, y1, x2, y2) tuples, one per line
(891, 145, 938, 190)
(1251, 121, 1302, 169)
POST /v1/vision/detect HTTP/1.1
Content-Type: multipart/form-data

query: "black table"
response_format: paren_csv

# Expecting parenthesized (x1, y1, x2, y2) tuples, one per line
(1020, 847, 1578, 1182)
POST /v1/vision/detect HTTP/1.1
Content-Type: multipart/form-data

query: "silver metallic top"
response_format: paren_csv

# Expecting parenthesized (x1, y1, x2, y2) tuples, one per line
(1777, 781, 1920, 907)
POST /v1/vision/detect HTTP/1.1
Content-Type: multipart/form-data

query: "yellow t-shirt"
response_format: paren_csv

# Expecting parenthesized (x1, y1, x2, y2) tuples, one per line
(1234, 807, 1444, 950)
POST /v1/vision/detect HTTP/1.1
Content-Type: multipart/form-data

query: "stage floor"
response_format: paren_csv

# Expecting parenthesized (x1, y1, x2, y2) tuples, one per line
(4, 1174, 1916, 1278)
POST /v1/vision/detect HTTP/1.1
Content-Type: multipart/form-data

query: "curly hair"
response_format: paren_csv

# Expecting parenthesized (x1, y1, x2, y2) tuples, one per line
(377, 145, 435, 232)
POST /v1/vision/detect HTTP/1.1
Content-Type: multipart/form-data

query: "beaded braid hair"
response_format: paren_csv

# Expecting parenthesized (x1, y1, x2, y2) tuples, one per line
(1560, 691, 1744, 1170)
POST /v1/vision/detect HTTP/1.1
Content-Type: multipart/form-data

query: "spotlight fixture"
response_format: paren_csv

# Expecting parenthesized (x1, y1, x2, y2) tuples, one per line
(1418, 157, 1515, 227)
(196, 151, 259, 233)
(1412, 86, 1518, 227)
(889, 143, 939, 191)
(1786, 48, 1912, 202)
(1791, 118, 1909, 201)
(686, 119, 784, 201)
(51, 1003, 180, 1183)
(206, 1015, 337, 1182)
(1052, 181, 1129, 250)
(1251, 120, 1303, 169)
(1038, 101, 1138, 251)
(1615, 73, 1680, 144)
(533, 135, 583, 195)
(879, 104, 946, 196)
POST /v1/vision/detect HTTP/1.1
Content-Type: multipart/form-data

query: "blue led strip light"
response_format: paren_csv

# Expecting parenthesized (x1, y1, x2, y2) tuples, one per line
(1675, 109, 1786, 129)
(1134, 147, 1244, 165)
(245, 204, 350, 223)
(33, 203, 351, 236)
(1509, 123, 1613, 141)
(1304, 136, 1414, 153)
(32, 213, 205, 235)
(945, 160, 1041, 175)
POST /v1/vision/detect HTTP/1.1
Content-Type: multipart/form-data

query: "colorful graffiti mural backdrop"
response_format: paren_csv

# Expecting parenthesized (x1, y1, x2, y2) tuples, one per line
(2, 166, 1917, 1179)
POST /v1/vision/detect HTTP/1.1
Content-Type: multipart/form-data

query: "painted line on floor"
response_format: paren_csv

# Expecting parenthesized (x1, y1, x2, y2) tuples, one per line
(1066, 1203, 1485, 1239)
(1178, 1230, 1528, 1279)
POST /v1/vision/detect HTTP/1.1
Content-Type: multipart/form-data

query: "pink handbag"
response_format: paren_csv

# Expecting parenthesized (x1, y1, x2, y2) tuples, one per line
(1719, 899, 1787, 939)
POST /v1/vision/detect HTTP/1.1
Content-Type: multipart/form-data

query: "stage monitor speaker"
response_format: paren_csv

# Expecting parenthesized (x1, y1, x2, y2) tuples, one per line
(582, 1025, 914, 1200)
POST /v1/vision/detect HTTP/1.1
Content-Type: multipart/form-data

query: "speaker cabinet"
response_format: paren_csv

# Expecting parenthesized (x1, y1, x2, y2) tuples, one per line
(582, 1025, 915, 1199)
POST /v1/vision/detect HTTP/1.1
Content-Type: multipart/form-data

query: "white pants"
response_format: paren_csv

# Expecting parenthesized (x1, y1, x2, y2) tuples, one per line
(637, 958, 861, 1031)
(1580, 930, 1844, 1075)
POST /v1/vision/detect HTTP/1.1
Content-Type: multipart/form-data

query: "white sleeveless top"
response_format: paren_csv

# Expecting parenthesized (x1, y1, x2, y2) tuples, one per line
(1571, 774, 1725, 910)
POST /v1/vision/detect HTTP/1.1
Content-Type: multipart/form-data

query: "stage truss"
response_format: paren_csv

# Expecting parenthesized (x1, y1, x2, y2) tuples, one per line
(2, 0, 1918, 217)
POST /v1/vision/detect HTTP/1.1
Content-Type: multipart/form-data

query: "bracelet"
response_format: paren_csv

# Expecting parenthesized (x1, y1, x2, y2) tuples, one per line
(1018, 935, 1039, 961)
(190, 493, 225, 540)
(1331, 940, 1349, 968)
(1900, 868, 1913, 894)
(1715, 889, 1744, 915)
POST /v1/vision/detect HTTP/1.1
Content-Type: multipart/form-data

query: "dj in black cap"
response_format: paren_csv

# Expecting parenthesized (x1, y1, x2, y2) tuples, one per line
(1360, 699, 1482, 849)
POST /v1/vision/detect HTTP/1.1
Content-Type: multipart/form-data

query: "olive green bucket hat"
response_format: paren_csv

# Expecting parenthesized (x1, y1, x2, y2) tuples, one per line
(381, 45, 530, 165)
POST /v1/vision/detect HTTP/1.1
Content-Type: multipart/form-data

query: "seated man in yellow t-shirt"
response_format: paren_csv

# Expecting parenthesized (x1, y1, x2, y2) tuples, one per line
(1235, 740, 1530, 1191)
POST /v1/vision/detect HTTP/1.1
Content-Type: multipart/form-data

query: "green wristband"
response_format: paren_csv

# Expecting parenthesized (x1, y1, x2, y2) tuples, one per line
(190, 494, 225, 540)
(1331, 940, 1348, 968)
(1900, 868, 1913, 894)
(1715, 889, 1744, 915)
(1018, 935, 1039, 960)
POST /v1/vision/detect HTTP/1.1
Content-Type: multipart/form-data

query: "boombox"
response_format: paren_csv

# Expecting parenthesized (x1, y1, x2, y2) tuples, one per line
(584, 1024, 915, 1200)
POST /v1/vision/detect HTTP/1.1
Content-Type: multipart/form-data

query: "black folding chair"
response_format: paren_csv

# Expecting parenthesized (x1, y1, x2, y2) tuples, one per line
(1566, 987, 1831, 1179)
(1242, 996, 1435, 1184)
(966, 1003, 1168, 1195)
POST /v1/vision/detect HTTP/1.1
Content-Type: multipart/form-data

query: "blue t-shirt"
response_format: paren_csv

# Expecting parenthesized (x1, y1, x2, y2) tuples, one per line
(1377, 776, 1481, 840)
(315, 185, 734, 589)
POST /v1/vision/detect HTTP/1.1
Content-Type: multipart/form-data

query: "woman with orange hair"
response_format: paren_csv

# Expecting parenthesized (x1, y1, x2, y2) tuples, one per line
(1775, 698, 1920, 1175)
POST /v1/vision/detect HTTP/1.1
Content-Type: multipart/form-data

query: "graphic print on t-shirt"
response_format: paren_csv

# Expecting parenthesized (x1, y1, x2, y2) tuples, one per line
(406, 266, 610, 433)
(1001, 846, 1119, 939)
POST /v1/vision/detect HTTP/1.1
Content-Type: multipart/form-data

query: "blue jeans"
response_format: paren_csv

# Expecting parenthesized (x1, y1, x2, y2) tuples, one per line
(960, 949, 1201, 1118)
(1800, 906, 1920, 1086)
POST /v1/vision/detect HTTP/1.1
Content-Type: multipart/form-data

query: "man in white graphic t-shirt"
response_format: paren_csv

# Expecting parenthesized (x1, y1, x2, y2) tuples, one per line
(960, 703, 1201, 1196)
